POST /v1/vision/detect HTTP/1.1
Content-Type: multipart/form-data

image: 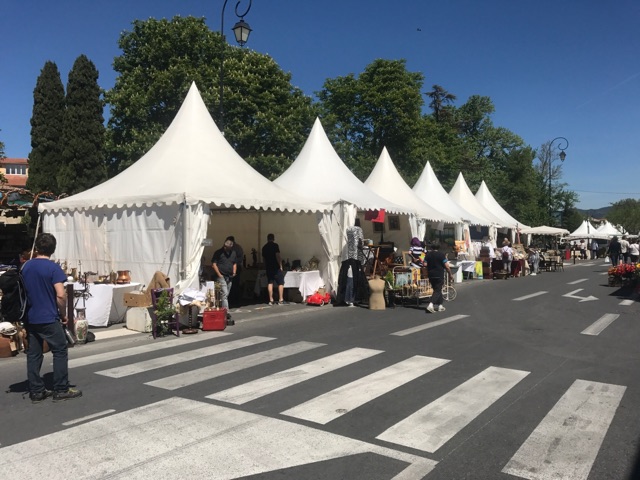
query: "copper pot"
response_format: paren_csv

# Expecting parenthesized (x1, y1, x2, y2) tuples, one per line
(116, 270, 131, 284)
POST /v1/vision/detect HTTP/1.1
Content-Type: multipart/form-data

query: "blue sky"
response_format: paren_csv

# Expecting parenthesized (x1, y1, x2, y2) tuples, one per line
(2, 0, 639, 210)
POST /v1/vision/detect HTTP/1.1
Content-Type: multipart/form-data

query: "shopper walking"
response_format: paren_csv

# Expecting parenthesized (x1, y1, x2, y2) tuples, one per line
(591, 239, 599, 260)
(607, 236, 622, 266)
(262, 233, 285, 305)
(21, 233, 82, 403)
(425, 242, 453, 313)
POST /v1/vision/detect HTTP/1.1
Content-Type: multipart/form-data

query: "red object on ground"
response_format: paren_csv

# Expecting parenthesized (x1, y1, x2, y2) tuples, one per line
(306, 292, 331, 306)
(202, 309, 227, 331)
(565, 249, 571, 260)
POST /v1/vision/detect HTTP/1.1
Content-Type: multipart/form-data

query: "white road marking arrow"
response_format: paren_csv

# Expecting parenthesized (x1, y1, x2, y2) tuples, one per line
(563, 289, 598, 302)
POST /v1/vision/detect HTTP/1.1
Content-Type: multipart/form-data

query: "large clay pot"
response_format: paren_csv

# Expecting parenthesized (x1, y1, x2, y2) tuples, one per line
(116, 270, 131, 284)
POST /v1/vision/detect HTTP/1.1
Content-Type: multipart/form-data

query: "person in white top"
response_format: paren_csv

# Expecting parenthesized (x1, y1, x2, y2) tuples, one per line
(620, 236, 630, 263)
(501, 239, 513, 275)
(628, 240, 639, 263)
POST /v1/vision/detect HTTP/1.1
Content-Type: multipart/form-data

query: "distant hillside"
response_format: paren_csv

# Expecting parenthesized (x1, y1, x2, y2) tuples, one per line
(576, 206, 611, 219)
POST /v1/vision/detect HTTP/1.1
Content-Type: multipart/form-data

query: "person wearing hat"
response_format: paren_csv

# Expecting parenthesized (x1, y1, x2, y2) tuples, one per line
(501, 238, 513, 275)
(211, 238, 238, 317)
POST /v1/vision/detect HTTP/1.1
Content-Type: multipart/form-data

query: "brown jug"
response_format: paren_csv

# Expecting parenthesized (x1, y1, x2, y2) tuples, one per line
(116, 270, 131, 284)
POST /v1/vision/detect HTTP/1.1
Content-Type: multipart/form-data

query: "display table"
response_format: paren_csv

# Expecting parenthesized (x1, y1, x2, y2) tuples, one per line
(253, 270, 324, 300)
(71, 282, 141, 327)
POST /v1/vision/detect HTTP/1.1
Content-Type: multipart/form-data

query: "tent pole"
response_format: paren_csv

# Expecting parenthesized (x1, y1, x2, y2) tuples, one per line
(181, 199, 188, 280)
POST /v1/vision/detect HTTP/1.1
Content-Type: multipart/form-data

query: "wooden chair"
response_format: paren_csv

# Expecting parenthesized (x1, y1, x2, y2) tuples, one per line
(151, 288, 180, 339)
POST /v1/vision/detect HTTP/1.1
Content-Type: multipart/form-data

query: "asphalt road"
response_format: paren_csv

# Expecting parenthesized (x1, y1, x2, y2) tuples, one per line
(1, 258, 639, 480)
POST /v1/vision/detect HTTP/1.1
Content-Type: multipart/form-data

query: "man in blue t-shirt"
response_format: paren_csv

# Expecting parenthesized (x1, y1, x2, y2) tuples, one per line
(424, 242, 453, 314)
(21, 233, 82, 403)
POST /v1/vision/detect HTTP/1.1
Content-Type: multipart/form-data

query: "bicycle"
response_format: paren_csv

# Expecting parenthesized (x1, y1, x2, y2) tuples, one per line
(442, 270, 457, 302)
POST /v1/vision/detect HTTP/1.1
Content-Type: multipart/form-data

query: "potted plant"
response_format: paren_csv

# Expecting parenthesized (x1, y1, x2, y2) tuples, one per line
(154, 289, 176, 336)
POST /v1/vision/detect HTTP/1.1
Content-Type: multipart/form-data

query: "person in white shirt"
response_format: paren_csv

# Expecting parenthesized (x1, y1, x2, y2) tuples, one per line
(629, 240, 639, 263)
(620, 236, 630, 263)
(501, 239, 513, 275)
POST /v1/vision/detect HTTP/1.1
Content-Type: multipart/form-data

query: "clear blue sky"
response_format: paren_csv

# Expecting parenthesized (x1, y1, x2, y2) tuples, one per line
(2, 0, 639, 210)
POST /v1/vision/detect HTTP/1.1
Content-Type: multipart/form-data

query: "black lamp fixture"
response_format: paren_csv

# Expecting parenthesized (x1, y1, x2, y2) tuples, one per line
(219, 0, 253, 133)
(547, 137, 569, 225)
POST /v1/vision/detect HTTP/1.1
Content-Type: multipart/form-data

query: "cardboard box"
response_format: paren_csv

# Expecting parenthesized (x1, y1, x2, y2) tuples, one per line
(202, 309, 227, 331)
(124, 291, 152, 308)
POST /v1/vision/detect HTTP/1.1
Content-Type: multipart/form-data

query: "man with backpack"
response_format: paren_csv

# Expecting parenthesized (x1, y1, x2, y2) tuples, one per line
(21, 233, 82, 403)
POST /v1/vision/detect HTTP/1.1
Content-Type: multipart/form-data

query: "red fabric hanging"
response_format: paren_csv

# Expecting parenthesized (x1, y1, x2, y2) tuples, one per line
(364, 209, 386, 223)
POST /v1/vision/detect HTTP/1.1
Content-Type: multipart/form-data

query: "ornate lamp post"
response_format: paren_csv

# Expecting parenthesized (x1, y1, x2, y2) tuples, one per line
(547, 137, 568, 225)
(219, 0, 252, 133)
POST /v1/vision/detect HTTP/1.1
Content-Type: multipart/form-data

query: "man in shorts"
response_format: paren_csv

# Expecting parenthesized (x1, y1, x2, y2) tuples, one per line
(262, 233, 285, 305)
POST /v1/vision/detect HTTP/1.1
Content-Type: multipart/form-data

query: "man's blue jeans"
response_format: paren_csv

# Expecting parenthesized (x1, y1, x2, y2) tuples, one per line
(215, 276, 232, 309)
(26, 321, 69, 394)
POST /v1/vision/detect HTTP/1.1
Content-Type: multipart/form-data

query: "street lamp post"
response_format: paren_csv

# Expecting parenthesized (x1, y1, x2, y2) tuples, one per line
(547, 136, 568, 225)
(219, 0, 252, 133)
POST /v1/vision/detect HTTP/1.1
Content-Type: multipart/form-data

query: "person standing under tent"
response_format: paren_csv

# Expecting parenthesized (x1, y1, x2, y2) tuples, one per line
(225, 236, 244, 308)
(591, 239, 599, 260)
(501, 239, 513, 275)
(579, 240, 587, 260)
(425, 242, 453, 314)
(21, 233, 82, 403)
(262, 233, 285, 305)
(211, 238, 238, 319)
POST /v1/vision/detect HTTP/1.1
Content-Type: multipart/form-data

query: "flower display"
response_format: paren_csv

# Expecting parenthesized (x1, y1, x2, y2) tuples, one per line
(608, 263, 640, 279)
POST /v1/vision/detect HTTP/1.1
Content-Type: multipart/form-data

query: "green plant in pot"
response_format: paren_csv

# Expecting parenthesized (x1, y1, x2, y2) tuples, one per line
(154, 290, 176, 336)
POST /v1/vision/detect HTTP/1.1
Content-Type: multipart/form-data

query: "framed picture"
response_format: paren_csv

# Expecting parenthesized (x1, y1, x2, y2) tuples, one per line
(388, 215, 400, 231)
(373, 222, 384, 233)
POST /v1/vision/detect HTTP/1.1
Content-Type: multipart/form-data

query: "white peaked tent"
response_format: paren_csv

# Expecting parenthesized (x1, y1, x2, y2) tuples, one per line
(566, 220, 599, 239)
(413, 162, 488, 227)
(40, 82, 326, 290)
(520, 225, 569, 235)
(274, 118, 414, 291)
(596, 220, 623, 238)
(365, 147, 457, 241)
(475, 181, 529, 230)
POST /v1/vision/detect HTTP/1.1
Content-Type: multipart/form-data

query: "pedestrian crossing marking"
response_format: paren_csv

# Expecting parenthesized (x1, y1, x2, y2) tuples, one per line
(0, 397, 438, 479)
(95, 336, 275, 378)
(391, 315, 469, 336)
(377, 366, 529, 453)
(146, 341, 325, 391)
(502, 379, 626, 480)
(282, 355, 450, 425)
(619, 299, 634, 306)
(581, 313, 619, 336)
(207, 347, 383, 405)
(68, 331, 231, 368)
(568, 278, 588, 285)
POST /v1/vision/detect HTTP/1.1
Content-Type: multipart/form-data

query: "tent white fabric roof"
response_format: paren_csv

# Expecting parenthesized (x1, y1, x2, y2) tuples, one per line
(40, 82, 325, 214)
(412, 161, 488, 225)
(520, 225, 569, 235)
(364, 148, 457, 222)
(596, 220, 623, 238)
(273, 118, 414, 214)
(566, 220, 599, 238)
(449, 173, 503, 226)
(475, 181, 529, 229)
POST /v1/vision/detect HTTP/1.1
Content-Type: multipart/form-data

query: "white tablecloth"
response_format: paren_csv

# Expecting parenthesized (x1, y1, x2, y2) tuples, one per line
(71, 282, 141, 327)
(253, 270, 324, 299)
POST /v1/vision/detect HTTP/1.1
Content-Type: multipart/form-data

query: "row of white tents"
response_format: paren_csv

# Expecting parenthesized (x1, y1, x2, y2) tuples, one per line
(38, 83, 531, 294)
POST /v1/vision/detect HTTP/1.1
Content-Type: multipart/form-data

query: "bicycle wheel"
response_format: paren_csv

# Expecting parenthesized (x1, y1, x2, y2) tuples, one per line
(442, 285, 457, 302)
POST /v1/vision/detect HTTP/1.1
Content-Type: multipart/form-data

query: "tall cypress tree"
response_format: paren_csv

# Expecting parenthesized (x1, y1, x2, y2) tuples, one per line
(27, 61, 65, 194)
(58, 55, 106, 194)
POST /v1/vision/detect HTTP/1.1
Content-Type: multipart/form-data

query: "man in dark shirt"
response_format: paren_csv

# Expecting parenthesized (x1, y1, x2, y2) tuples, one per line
(424, 242, 453, 313)
(211, 238, 238, 317)
(261, 233, 285, 305)
(21, 233, 82, 402)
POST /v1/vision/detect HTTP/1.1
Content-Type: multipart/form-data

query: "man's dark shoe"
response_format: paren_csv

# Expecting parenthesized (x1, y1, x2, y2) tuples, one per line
(30, 389, 53, 403)
(53, 388, 83, 402)
(226, 319, 235, 326)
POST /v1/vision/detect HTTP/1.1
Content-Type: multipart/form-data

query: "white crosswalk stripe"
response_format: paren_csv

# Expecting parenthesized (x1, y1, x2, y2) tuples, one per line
(62, 335, 626, 479)
(376, 366, 530, 453)
(95, 336, 275, 378)
(281, 355, 450, 424)
(502, 379, 626, 480)
(146, 341, 325, 390)
(207, 347, 383, 405)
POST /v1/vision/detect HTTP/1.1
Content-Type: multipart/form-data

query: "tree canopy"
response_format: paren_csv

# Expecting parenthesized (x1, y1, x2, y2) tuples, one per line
(58, 55, 107, 194)
(607, 199, 640, 236)
(27, 61, 65, 194)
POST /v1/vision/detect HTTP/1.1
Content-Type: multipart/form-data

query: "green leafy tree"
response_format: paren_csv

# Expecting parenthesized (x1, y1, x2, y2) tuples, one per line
(317, 59, 424, 181)
(28, 61, 65, 193)
(58, 55, 107, 194)
(105, 16, 316, 178)
(607, 199, 640, 235)
(426, 84, 456, 123)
